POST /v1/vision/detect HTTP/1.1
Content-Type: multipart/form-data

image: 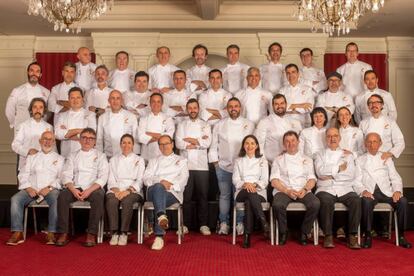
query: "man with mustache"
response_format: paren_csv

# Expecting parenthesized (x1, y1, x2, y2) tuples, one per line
(260, 42, 287, 95)
(85, 65, 112, 118)
(6, 62, 50, 134)
(186, 44, 211, 95)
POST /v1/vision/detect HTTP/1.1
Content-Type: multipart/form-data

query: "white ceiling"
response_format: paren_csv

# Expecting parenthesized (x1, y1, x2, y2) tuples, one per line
(0, 0, 413, 37)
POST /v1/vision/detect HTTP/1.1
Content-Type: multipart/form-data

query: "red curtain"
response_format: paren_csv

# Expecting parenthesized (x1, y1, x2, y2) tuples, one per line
(324, 53, 387, 90)
(35, 52, 96, 90)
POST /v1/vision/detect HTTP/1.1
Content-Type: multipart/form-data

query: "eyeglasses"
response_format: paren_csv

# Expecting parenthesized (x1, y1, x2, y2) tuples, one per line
(80, 136, 96, 141)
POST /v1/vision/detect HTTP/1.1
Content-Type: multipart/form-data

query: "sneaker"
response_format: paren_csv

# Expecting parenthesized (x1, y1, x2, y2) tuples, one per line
(336, 227, 346, 239)
(236, 223, 244, 236)
(151, 236, 164, 250)
(176, 225, 188, 235)
(157, 214, 169, 230)
(118, 234, 128, 246)
(6, 231, 24, 246)
(144, 222, 154, 237)
(218, 222, 229, 235)
(45, 232, 56, 245)
(109, 234, 119, 246)
(200, 226, 211, 236)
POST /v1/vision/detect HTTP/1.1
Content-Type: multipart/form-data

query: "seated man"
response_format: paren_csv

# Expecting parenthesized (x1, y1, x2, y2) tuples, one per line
(7, 131, 64, 245)
(144, 135, 189, 250)
(357, 132, 411, 248)
(315, 127, 363, 249)
(56, 128, 108, 247)
(271, 131, 320, 245)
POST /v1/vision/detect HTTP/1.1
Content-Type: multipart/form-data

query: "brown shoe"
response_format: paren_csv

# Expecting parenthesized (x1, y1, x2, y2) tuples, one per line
(46, 232, 56, 245)
(348, 234, 361, 249)
(6, 232, 24, 246)
(323, 235, 335, 248)
(55, 233, 69, 246)
(84, 233, 97, 247)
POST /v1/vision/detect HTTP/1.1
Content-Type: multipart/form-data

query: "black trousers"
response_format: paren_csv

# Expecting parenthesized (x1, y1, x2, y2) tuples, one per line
(317, 191, 361, 236)
(235, 189, 266, 234)
(183, 170, 210, 227)
(57, 188, 105, 235)
(362, 185, 408, 235)
(105, 193, 143, 233)
(272, 192, 320, 235)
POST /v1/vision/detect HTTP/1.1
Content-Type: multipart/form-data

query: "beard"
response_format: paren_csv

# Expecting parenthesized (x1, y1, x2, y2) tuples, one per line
(275, 109, 286, 116)
(28, 74, 39, 85)
(189, 112, 198, 119)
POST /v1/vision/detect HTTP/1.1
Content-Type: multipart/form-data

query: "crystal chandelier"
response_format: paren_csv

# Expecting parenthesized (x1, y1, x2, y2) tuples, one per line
(27, 0, 114, 33)
(295, 0, 385, 36)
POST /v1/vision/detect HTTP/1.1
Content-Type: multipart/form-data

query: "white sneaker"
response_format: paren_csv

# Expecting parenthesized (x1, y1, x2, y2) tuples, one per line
(157, 214, 169, 230)
(151, 236, 164, 250)
(176, 225, 189, 235)
(109, 234, 119, 246)
(200, 225, 211, 235)
(118, 233, 128, 246)
(236, 223, 244, 236)
(218, 222, 229, 235)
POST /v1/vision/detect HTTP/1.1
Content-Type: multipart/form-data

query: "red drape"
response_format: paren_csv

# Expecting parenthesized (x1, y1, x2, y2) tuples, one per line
(35, 52, 96, 90)
(324, 53, 387, 90)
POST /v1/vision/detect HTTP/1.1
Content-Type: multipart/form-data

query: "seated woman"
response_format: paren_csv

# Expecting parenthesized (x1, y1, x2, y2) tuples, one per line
(106, 134, 145, 246)
(336, 106, 364, 157)
(299, 107, 328, 158)
(232, 135, 269, 248)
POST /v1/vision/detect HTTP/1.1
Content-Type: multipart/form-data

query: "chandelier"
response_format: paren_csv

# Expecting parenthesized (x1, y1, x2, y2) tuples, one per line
(27, 0, 114, 33)
(295, 0, 385, 36)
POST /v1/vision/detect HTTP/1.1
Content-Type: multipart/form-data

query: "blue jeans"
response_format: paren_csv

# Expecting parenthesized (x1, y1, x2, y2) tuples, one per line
(147, 183, 179, 236)
(10, 189, 59, 232)
(215, 166, 243, 225)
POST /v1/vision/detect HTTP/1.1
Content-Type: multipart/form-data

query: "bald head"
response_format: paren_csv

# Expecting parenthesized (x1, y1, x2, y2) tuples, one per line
(326, 127, 340, 150)
(77, 47, 91, 65)
(365, 132, 382, 155)
(109, 90, 123, 112)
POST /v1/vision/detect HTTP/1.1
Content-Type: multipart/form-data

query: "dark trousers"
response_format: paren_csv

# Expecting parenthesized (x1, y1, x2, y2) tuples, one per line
(317, 191, 361, 236)
(105, 193, 143, 233)
(272, 192, 320, 235)
(183, 170, 210, 227)
(362, 185, 408, 235)
(57, 188, 105, 235)
(235, 190, 266, 234)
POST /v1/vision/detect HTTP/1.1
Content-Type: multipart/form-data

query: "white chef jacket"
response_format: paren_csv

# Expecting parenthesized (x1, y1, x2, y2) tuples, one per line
(314, 147, 363, 196)
(54, 108, 97, 158)
(5, 82, 50, 131)
(337, 60, 372, 98)
(208, 117, 255, 173)
(235, 86, 273, 125)
(162, 88, 196, 124)
(279, 83, 314, 128)
(270, 151, 316, 195)
(48, 81, 76, 114)
(124, 90, 151, 118)
(175, 118, 211, 171)
(359, 115, 405, 158)
(186, 64, 211, 94)
(62, 148, 108, 190)
(18, 150, 64, 191)
(232, 155, 269, 199)
(143, 153, 189, 203)
(137, 112, 175, 161)
(254, 114, 302, 163)
(221, 62, 250, 94)
(354, 88, 397, 124)
(316, 90, 354, 123)
(85, 86, 112, 110)
(299, 66, 327, 94)
(11, 118, 54, 171)
(109, 68, 136, 93)
(107, 153, 145, 197)
(96, 109, 139, 158)
(299, 126, 327, 158)
(75, 62, 97, 92)
(198, 88, 232, 125)
(356, 152, 403, 197)
(339, 126, 364, 157)
(260, 61, 287, 94)
(148, 63, 180, 90)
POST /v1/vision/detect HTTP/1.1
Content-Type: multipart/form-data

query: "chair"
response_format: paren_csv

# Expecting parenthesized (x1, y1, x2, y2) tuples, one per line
(70, 201, 104, 243)
(119, 202, 142, 244)
(23, 200, 50, 240)
(373, 202, 399, 246)
(139, 202, 183, 244)
(232, 202, 274, 245)
(274, 202, 319, 246)
(334, 202, 361, 245)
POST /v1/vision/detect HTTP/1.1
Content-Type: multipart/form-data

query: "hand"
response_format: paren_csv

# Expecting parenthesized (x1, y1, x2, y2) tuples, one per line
(114, 190, 122, 200)
(362, 190, 374, 199)
(343, 149, 352, 155)
(208, 114, 220, 121)
(79, 188, 92, 200)
(25, 187, 38, 198)
(192, 80, 206, 89)
(392, 191, 402, 203)
(57, 100, 70, 108)
(212, 162, 219, 168)
(286, 189, 298, 200)
(381, 152, 393, 161)
(117, 190, 131, 201)
(243, 183, 257, 193)
(206, 108, 221, 118)
(183, 137, 199, 145)
(27, 148, 38, 155)
(151, 88, 161, 93)
(186, 144, 197, 149)
(160, 87, 170, 93)
(88, 106, 97, 112)
(160, 180, 173, 190)
(69, 187, 82, 200)
(312, 80, 320, 85)
(302, 103, 313, 111)
(38, 187, 51, 197)
(339, 162, 347, 172)
(296, 189, 306, 199)
(170, 106, 183, 112)
(137, 104, 147, 109)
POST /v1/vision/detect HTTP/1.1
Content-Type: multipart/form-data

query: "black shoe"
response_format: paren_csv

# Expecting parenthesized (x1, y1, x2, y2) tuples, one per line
(399, 236, 412, 249)
(299, 233, 308, 246)
(242, 233, 250, 249)
(261, 221, 270, 239)
(363, 235, 372, 249)
(279, 233, 287, 246)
